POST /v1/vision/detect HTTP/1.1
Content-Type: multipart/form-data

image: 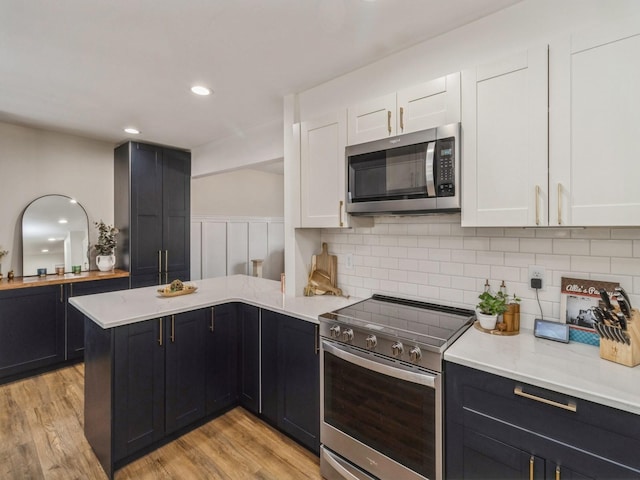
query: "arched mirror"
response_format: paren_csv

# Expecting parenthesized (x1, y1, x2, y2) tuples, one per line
(22, 195, 90, 276)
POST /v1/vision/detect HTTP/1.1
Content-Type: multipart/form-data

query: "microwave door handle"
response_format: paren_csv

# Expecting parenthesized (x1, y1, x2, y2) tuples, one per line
(425, 142, 436, 197)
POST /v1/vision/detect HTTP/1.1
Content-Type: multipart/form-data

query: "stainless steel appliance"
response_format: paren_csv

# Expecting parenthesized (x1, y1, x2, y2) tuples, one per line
(346, 123, 460, 215)
(319, 294, 474, 480)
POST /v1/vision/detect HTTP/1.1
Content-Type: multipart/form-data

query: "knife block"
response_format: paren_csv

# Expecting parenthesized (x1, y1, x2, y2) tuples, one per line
(598, 309, 640, 367)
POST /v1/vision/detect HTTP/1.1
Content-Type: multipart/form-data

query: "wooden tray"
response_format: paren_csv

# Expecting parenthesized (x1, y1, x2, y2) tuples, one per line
(473, 320, 519, 336)
(157, 285, 198, 297)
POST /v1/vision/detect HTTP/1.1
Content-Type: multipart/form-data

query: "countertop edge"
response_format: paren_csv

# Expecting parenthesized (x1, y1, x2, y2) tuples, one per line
(444, 326, 640, 416)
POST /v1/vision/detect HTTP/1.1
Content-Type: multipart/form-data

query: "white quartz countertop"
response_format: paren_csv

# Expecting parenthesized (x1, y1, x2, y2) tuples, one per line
(445, 325, 640, 416)
(69, 275, 359, 329)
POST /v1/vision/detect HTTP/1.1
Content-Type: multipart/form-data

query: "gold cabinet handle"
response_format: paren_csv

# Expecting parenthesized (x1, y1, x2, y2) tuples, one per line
(387, 110, 392, 135)
(556, 465, 561, 480)
(399, 106, 404, 132)
(210, 307, 215, 332)
(70, 283, 74, 297)
(158, 319, 163, 346)
(514, 385, 577, 412)
(529, 456, 534, 480)
(535, 185, 541, 226)
(557, 183, 563, 225)
(158, 250, 162, 273)
(339, 200, 344, 227)
(170, 315, 175, 343)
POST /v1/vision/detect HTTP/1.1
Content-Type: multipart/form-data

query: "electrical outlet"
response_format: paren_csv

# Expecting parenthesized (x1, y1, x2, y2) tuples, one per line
(345, 253, 354, 270)
(528, 265, 545, 289)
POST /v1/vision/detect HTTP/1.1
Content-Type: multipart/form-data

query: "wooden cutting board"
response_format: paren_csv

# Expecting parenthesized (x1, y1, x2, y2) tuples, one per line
(312, 242, 337, 288)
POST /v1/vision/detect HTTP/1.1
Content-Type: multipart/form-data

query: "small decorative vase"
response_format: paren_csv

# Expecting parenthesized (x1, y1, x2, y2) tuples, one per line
(476, 309, 498, 330)
(96, 254, 115, 272)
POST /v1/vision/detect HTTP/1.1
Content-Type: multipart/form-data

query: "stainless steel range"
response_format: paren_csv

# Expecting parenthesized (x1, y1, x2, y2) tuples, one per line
(318, 294, 475, 480)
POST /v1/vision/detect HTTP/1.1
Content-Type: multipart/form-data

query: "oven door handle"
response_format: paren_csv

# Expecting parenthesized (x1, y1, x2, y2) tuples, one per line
(322, 340, 436, 388)
(322, 447, 374, 480)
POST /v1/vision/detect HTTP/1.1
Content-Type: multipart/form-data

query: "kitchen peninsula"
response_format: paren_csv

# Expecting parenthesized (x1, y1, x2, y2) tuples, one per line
(70, 275, 356, 479)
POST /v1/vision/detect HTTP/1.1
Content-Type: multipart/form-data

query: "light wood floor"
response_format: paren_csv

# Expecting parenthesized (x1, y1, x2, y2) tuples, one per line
(0, 363, 322, 479)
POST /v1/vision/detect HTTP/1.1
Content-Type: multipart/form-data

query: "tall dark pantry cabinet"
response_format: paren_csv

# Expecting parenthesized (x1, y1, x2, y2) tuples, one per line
(114, 142, 191, 288)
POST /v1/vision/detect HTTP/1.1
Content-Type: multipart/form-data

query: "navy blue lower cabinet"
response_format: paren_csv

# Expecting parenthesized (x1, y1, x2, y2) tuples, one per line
(165, 309, 208, 434)
(238, 303, 260, 414)
(0, 284, 64, 381)
(445, 361, 640, 479)
(261, 309, 320, 454)
(205, 303, 238, 416)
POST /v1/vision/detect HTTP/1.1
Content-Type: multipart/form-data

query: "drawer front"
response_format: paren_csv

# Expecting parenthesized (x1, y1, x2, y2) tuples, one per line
(445, 362, 640, 472)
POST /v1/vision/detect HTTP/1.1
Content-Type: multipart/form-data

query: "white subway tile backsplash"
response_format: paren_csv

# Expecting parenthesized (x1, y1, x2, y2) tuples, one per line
(321, 217, 640, 326)
(520, 238, 553, 254)
(553, 239, 590, 255)
(590, 240, 632, 257)
(571, 255, 610, 274)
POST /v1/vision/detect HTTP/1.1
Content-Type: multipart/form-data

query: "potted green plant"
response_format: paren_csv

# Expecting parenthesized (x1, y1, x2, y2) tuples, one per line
(476, 290, 509, 330)
(94, 221, 118, 271)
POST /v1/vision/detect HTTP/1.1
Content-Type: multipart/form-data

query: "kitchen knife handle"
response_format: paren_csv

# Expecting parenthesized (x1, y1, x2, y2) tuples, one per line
(399, 107, 405, 132)
(514, 385, 577, 412)
(535, 185, 541, 225)
(557, 183, 563, 225)
(387, 110, 392, 135)
(339, 200, 344, 227)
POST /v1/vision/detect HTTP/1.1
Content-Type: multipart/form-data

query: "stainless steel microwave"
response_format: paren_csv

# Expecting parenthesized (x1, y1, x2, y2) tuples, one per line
(346, 123, 460, 215)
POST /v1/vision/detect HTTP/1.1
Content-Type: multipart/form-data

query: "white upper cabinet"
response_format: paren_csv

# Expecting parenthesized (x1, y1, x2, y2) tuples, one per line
(300, 111, 349, 228)
(462, 47, 549, 227)
(347, 73, 461, 146)
(550, 18, 640, 226)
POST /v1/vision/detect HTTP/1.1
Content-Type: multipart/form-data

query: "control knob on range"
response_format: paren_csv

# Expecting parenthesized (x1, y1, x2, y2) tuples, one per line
(409, 346, 422, 362)
(391, 342, 404, 357)
(330, 325, 341, 338)
(365, 335, 377, 349)
(342, 328, 354, 342)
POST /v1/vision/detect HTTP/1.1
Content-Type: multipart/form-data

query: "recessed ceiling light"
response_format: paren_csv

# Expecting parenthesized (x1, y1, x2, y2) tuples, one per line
(58, 219, 68, 224)
(124, 127, 140, 135)
(48, 238, 56, 242)
(191, 85, 212, 96)
(42, 249, 49, 253)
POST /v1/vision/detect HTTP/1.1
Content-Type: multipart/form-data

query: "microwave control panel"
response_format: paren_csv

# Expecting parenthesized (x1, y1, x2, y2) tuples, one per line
(434, 137, 455, 197)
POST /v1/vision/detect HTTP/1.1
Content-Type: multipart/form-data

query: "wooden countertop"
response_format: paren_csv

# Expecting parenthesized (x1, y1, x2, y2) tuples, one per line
(0, 269, 129, 291)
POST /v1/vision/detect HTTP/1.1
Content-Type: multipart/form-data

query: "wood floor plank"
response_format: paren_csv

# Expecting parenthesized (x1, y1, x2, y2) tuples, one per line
(0, 364, 322, 480)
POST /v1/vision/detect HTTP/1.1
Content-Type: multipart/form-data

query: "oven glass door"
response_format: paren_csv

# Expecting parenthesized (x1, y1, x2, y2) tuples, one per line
(323, 342, 437, 479)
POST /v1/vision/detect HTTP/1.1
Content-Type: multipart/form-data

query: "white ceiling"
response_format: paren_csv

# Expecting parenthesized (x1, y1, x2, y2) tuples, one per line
(0, 0, 521, 151)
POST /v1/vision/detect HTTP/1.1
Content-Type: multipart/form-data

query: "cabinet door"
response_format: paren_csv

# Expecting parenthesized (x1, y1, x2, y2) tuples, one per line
(347, 93, 396, 144)
(165, 310, 207, 434)
(462, 46, 548, 226)
(461, 428, 544, 480)
(66, 278, 129, 360)
(276, 312, 320, 453)
(114, 318, 165, 461)
(397, 73, 460, 134)
(0, 285, 64, 380)
(550, 20, 640, 226)
(205, 303, 238, 416)
(237, 304, 260, 414)
(162, 148, 191, 277)
(300, 111, 348, 228)
(130, 143, 164, 280)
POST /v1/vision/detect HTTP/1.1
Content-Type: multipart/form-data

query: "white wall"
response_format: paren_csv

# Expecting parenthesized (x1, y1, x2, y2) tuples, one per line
(0, 122, 114, 276)
(191, 168, 284, 217)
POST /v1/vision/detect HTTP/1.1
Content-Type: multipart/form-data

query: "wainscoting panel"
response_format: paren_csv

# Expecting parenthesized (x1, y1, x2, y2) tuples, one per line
(191, 216, 284, 281)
